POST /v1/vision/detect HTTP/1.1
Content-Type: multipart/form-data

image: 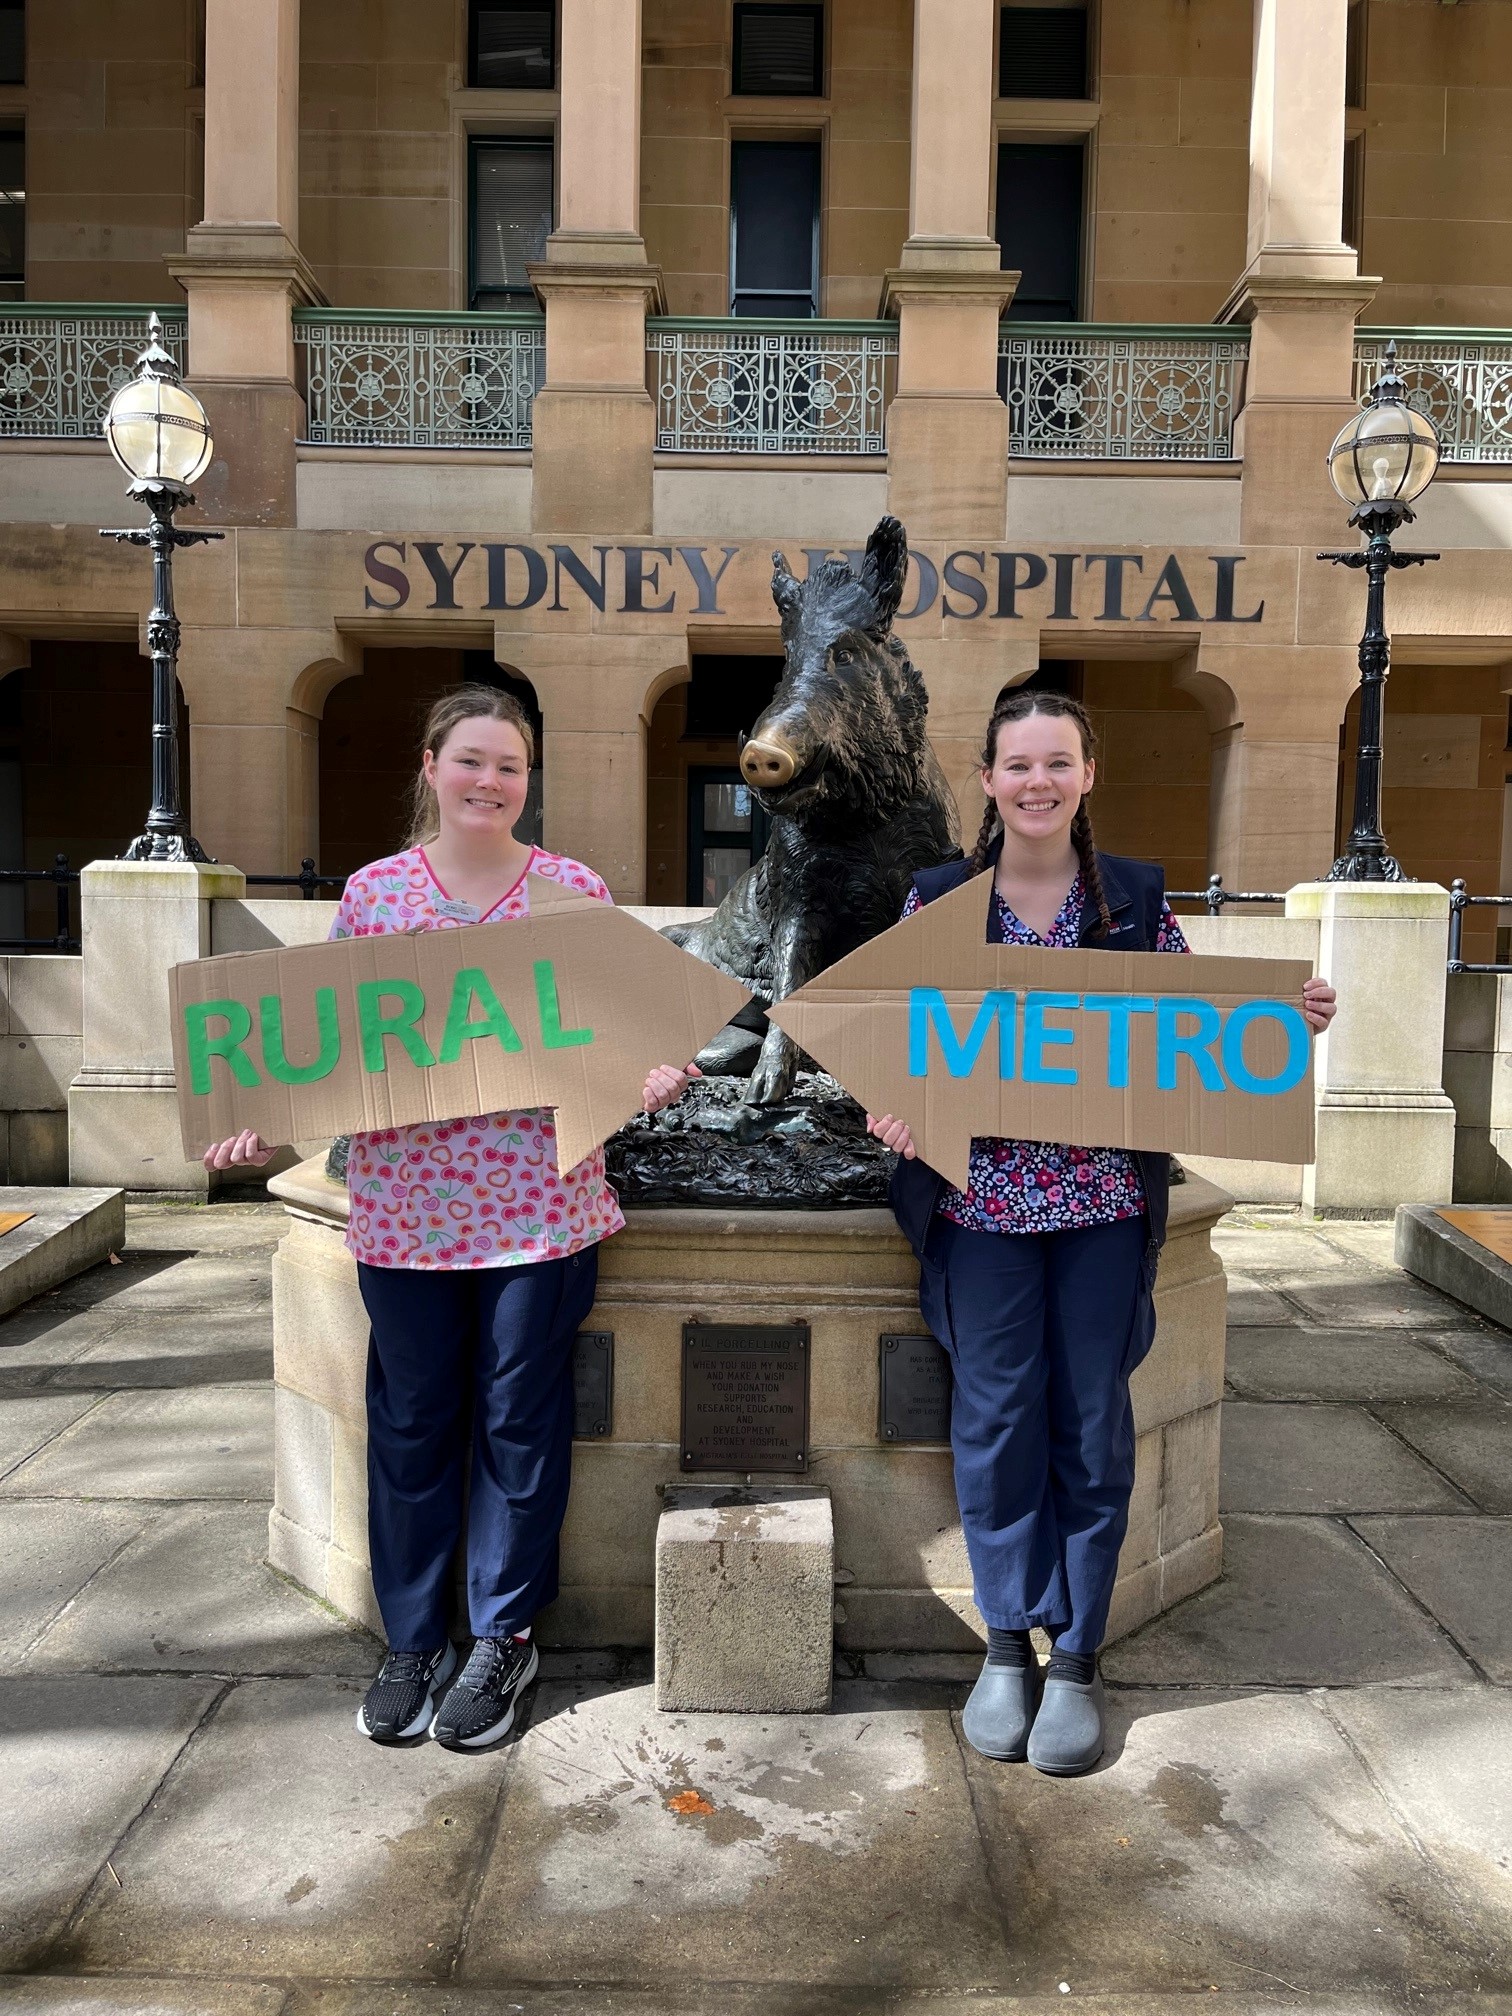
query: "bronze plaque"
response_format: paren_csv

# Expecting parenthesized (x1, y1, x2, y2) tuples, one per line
(680, 1323, 810, 1473)
(878, 1332, 952, 1443)
(572, 1329, 614, 1439)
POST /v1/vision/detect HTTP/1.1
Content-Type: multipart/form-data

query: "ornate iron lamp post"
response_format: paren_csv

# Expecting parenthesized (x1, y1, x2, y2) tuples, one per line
(99, 314, 222, 862)
(1320, 340, 1442, 881)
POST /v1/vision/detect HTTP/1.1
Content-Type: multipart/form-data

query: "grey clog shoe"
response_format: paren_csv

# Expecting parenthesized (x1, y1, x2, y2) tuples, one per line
(961, 1656, 1043, 1761)
(1026, 1671, 1105, 1776)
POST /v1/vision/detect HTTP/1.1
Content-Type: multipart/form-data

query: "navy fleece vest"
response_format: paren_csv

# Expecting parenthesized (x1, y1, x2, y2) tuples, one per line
(887, 844, 1172, 1257)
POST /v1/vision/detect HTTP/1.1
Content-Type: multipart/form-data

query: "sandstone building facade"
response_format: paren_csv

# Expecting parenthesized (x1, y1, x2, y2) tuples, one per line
(0, 0, 1508, 949)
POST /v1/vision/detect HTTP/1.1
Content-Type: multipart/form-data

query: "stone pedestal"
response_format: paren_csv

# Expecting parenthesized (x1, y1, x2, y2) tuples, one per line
(68, 859, 247, 1195)
(267, 1157, 1232, 1654)
(655, 1486, 834, 1713)
(1287, 881, 1456, 1213)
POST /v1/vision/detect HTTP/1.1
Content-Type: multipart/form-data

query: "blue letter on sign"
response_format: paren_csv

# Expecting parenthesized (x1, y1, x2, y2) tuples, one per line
(1221, 1000, 1310, 1095)
(1081, 995, 1155, 1089)
(908, 988, 1016, 1078)
(1156, 998, 1224, 1091)
(1022, 992, 1080, 1085)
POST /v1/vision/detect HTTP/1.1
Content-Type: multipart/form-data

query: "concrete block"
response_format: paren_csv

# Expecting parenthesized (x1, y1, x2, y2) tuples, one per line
(273, 1386, 332, 1546)
(1306, 1098, 1456, 1213)
(7, 1112, 68, 1186)
(655, 1485, 833, 1713)
(1443, 970, 1498, 1054)
(1396, 1202, 1512, 1330)
(6, 953, 82, 1037)
(1159, 1404, 1222, 1553)
(67, 1083, 211, 1196)
(1130, 1266, 1228, 1434)
(1443, 1045, 1494, 1126)
(323, 1541, 383, 1639)
(538, 1585, 654, 1648)
(1104, 1553, 1162, 1643)
(0, 1032, 80, 1110)
(832, 1583, 984, 1653)
(1158, 1521, 1224, 1612)
(1453, 1124, 1504, 1204)
(1122, 1428, 1162, 1571)
(267, 1505, 332, 1604)
(328, 1413, 369, 1564)
(0, 1184, 124, 1320)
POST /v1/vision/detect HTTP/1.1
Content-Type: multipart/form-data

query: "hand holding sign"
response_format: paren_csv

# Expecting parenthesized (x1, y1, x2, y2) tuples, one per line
(769, 871, 1316, 1190)
(173, 877, 751, 1174)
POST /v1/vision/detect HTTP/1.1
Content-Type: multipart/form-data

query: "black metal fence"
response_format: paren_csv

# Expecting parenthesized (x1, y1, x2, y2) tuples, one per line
(1447, 879, 1512, 975)
(244, 858, 348, 900)
(0, 855, 81, 952)
(1167, 874, 1286, 915)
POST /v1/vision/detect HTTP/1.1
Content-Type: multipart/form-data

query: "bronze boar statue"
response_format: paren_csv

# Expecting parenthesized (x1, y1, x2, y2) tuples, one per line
(666, 515, 962, 1104)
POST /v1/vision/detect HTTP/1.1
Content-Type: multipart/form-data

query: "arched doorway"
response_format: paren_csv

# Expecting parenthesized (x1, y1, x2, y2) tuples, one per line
(0, 641, 188, 944)
(1339, 661, 1507, 961)
(318, 647, 543, 880)
(645, 652, 783, 905)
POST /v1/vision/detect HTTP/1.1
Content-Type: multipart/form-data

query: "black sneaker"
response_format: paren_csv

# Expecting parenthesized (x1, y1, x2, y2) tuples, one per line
(355, 1642, 458, 1744)
(430, 1634, 539, 1751)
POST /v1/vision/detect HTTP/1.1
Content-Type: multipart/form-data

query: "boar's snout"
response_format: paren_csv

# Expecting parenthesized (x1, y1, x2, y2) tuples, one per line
(739, 735, 797, 789)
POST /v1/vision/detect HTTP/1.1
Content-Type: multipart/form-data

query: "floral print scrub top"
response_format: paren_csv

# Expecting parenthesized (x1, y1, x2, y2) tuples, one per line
(330, 845, 626, 1271)
(898, 872, 1191, 1237)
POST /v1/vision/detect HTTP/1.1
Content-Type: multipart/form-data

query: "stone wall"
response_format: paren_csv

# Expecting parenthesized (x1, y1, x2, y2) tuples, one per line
(0, 954, 80, 1183)
(22, 0, 201, 303)
(1443, 969, 1512, 1204)
(266, 1158, 1233, 1651)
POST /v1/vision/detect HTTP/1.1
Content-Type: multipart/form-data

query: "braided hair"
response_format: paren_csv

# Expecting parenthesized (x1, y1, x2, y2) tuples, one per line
(968, 687, 1113, 939)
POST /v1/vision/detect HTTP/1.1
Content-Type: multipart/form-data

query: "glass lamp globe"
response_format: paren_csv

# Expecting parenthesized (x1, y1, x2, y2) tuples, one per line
(102, 319, 213, 491)
(1327, 347, 1441, 512)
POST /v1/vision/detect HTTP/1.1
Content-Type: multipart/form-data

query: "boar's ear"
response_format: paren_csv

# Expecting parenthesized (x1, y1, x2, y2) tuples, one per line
(858, 516, 908, 634)
(771, 549, 804, 629)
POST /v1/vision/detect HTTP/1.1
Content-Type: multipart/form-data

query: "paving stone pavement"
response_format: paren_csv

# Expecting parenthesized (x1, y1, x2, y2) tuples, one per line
(0, 1199, 1508, 2015)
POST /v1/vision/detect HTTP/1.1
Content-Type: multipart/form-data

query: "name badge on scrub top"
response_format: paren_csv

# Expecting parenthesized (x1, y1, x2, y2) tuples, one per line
(430, 899, 482, 925)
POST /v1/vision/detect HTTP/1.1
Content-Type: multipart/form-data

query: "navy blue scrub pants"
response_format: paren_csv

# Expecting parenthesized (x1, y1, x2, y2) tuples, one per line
(356, 1245, 599, 1652)
(918, 1213, 1156, 1657)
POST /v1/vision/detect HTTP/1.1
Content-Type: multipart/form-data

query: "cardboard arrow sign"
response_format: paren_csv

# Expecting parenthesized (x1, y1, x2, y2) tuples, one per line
(170, 875, 752, 1174)
(769, 869, 1316, 1190)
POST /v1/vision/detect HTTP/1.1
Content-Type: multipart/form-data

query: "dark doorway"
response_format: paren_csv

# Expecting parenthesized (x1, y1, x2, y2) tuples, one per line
(688, 767, 772, 905)
(730, 139, 820, 317)
(996, 141, 1084, 321)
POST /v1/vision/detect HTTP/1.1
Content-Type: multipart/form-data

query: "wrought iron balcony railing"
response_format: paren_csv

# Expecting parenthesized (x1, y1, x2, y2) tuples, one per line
(1354, 330, 1512, 465)
(999, 324, 1249, 461)
(648, 318, 896, 456)
(293, 309, 544, 449)
(0, 305, 187, 440)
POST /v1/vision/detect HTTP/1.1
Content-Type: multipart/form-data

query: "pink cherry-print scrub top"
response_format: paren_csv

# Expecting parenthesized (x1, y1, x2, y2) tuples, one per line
(328, 844, 626, 1271)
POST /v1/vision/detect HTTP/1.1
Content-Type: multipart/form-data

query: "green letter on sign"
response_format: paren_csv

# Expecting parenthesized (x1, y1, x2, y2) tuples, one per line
(439, 966, 524, 1063)
(259, 988, 342, 1086)
(185, 999, 260, 1095)
(534, 960, 593, 1048)
(356, 979, 437, 1073)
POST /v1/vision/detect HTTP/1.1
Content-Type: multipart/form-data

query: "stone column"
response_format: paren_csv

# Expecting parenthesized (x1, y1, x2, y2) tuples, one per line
(176, 627, 358, 874)
(882, 0, 1014, 540)
(1287, 882, 1456, 1212)
(1181, 645, 1360, 894)
(1219, 0, 1377, 546)
(528, 0, 663, 535)
(513, 633, 686, 901)
(167, 0, 323, 527)
(68, 860, 247, 1196)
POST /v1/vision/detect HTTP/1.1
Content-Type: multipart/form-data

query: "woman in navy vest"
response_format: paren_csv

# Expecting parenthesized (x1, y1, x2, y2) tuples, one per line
(870, 688, 1336, 1774)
